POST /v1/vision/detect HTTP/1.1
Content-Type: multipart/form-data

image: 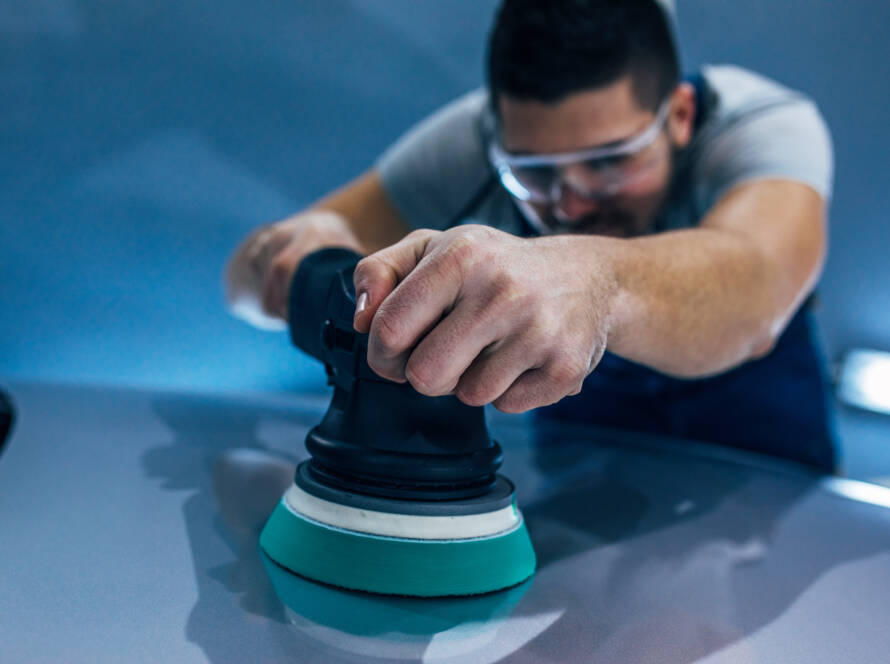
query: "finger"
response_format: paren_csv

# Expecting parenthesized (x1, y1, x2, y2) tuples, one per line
(492, 354, 589, 414)
(452, 336, 544, 406)
(245, 227, 273, 269)
(260, 242, 304, 319)
(225, 226, 269, 294)
(365, 248, 466, 382)
(352, 229, 438, 333)
(247, 227, 290, 281)
(403, 295, 512, 396)
(225, 227, 277, 313)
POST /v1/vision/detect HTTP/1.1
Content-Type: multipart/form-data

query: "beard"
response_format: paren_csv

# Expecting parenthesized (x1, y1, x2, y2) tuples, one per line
(533, 147, 680, 238)
(544, 206, 641, 237)
(535, 175, 675, 238)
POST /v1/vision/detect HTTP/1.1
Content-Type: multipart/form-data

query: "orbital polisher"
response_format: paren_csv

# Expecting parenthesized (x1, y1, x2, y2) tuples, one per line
(260, 248, 536, 597)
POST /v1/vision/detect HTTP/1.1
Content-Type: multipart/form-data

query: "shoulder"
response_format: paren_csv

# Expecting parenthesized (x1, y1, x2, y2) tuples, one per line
(702, 65, 809, 114)
(377, 89, 517, 232)
(380, 88, 490, 161)
(689, 65, 833, 204)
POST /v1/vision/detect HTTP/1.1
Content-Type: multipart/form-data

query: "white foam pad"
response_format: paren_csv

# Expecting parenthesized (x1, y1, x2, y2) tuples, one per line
(282, 483, 522, 541)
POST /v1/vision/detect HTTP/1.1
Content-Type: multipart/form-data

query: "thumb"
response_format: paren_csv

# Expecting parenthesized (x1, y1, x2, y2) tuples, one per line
(353, 229, 438, 333)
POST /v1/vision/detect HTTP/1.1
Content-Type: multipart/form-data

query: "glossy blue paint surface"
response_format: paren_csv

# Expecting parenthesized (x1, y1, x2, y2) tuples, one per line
(3, 381, 890, 662)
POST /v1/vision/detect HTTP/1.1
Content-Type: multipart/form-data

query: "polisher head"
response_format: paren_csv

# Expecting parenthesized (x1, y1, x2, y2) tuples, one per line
(261, 248, 536, 597)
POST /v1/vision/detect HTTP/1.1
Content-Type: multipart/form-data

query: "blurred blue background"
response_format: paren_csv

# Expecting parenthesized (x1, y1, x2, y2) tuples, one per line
(1, 1, 888, 476)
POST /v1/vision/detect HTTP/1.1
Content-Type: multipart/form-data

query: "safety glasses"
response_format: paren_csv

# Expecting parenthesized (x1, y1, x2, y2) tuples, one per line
(487, 99, 671, 203)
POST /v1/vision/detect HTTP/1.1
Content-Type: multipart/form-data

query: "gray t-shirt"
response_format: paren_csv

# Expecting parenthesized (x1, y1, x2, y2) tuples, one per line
(376, 65, 833, 235)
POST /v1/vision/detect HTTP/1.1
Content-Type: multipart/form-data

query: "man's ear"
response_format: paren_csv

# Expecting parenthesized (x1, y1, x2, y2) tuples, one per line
(667, 82, 696, 149)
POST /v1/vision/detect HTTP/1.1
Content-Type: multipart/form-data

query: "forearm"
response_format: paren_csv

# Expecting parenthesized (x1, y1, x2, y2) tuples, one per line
(578, 227, 803, 377)
(312, 170, 411, 253)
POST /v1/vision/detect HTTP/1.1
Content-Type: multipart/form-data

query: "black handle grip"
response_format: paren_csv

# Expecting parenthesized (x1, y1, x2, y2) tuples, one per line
(284, 247, 502, 501)
(288, 247, 361, 363)
(287, 247, 389, 391)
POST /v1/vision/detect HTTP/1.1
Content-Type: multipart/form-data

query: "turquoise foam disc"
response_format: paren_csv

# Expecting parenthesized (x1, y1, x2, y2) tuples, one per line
(260, 495, 536, 597)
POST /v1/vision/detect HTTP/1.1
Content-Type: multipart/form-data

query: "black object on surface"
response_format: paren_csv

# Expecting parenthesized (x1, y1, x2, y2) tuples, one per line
(0, 389, 13, 455)
(287, 248, 504, 503)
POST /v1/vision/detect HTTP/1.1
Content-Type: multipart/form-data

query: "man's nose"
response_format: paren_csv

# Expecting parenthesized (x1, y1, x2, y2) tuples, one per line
(554, 180, 600, 223)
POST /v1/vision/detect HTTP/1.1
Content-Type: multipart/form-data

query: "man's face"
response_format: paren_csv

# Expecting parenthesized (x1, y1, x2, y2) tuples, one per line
(497, 76, 692, 237)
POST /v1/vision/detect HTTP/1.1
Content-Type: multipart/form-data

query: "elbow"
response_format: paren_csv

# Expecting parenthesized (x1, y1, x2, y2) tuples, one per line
(748, 333, 778, 361)
(736, 314, 782, 367)
(744, 283, 800, 363)
(658, 323, 780, 379)
(739, 309, 784, 365)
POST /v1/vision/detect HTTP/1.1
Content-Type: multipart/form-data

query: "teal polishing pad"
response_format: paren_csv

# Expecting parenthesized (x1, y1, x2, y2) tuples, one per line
(260, 496, 536, 597)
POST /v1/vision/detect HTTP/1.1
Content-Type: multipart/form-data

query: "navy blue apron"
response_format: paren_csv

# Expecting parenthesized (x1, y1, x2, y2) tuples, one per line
(535, 305, 838, 472)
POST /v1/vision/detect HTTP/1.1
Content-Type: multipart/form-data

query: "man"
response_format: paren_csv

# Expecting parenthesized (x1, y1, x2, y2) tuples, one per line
(226, 0, 837, 471)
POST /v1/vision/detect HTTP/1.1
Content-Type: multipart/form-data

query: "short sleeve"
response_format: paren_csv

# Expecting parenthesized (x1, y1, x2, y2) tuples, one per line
(700, 99, 834, 204)
(376, 89, 494, 230)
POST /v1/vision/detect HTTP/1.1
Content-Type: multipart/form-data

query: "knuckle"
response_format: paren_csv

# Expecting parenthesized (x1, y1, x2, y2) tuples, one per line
(452, 224, 495, 242)
(353, 256, 379, 289)
(260, 280, 279, 315)
(304, 215, 328, 233)
(370, 307, 408, 356)
(487, 271, 524, 308)
(250, 227, 282, 261)
(440, 243, 473, 276)
(407, 228, 437, 243)
(246, 240, 268, 270)
(521, 306, 558, 340)
(366, 355, 403, 383)
(264, 227, 288, 252)
(493, 391, 528, 414)
(353, 255, 373, 277)
(269, 252, 294, 281)
(249, 223, 275, 245)
(404, 362, 440, 396)
(455, 381, 491, 408)
(546, 354, 588, 388)
(269, 223, 289, 240)
(441, 232, 486, 273)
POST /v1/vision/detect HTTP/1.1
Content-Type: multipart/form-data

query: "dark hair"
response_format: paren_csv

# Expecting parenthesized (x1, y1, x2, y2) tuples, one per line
(486, 0, 679, 112)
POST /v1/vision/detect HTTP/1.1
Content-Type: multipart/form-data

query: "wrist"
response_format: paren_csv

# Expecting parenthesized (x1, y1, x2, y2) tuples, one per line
(541, 234, 632, 351)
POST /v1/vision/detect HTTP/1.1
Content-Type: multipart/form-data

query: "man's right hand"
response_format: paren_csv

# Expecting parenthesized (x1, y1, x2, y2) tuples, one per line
(225, 210, 364, 327)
